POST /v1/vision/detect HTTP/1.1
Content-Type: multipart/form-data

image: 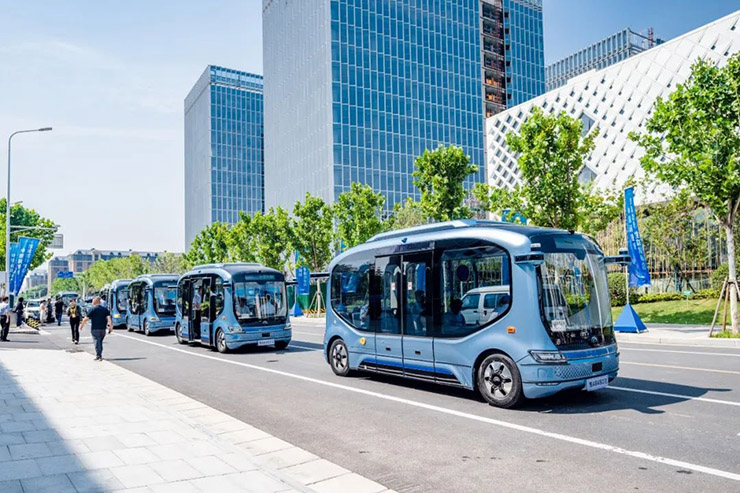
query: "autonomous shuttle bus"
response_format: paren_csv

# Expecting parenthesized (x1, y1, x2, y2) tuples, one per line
(324, 220, 625, 408)
(100, 279, 131, 329)
(175, 263, 291, 353)
(126, 274, 179, 335)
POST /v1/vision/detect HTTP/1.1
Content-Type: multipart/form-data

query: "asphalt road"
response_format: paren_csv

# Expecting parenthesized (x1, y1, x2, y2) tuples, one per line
(5, 321, 740, 492)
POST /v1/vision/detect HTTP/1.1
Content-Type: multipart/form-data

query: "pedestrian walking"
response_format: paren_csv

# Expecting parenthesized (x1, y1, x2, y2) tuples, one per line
(14, 297, 25, 327)
(54, 297, 65, 326)
(67, 299, 82, 344)
(79, 297, 112, 361)
(0, 296, 10, 341)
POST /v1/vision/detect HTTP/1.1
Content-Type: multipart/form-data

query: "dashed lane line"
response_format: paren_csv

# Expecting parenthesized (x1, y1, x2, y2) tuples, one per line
(111, 332, 740, 483)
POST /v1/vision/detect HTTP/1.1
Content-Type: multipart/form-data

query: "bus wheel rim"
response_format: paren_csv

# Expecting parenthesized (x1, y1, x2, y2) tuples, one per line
(332, 344, 347, 370)
(483, 361, 513, 399)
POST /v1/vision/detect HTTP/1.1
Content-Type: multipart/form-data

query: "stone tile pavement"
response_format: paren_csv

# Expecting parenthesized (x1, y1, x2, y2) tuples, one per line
(0, 348, 392, 492)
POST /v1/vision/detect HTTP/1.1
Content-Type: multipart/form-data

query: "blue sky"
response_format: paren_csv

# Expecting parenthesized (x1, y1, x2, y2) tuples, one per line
(1, 0, 737, 261)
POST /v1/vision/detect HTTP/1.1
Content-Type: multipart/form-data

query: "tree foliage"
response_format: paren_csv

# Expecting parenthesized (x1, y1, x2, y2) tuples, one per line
(473, 108, 619, 234)
(292, 193, 335, 272)
(412, 144, 478, 221)
(0, 199, 57, 271)
(51, 277, 80, 296)
(335, 183, 386, 248)
(84, 256, 151, 291)
(183, 222, 231, 268)
(385, 198, 427, 230)
(630, 53, 740, 332)
(151, 252, 186, 274)
(228, 208, 293, 271)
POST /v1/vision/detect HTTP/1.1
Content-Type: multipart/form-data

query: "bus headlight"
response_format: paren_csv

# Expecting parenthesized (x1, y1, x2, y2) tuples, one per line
(150, 316, 160, 322)
(530, 350, 567, 363)
(113, 314, 121, 319)
(228, 326, 244, 334)
(285, 322, 292, 331)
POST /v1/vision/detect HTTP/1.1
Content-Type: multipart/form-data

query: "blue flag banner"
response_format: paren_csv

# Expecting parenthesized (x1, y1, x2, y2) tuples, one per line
(624, 187, 651, 287)
(10, 237, 40, 296)
(296, 266, 311, 296)
(7, 242, 20, 292)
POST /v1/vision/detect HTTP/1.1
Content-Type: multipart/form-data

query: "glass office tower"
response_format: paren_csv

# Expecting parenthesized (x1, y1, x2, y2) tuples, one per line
(264, 0, 489, 212)
(184, 66, 264, 247)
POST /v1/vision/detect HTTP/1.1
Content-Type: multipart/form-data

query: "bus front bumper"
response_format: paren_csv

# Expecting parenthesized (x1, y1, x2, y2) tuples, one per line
(148, 318, 176, 332)
(225, 328, 291, 349)
(518, 349, 619, 399)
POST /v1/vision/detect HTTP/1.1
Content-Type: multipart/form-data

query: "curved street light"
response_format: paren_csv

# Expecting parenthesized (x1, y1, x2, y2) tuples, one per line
(5, 127, 53, 297)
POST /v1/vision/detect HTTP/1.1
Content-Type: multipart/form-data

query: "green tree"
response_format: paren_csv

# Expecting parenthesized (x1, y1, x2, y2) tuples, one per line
(385, 198, 427, 230)
(152, 252, 186, 274)
(229, 208, 293, 271)
(51, 277, 80, 296)
(183, 222, 231, 269)
(412, 144, 478, 221)
(335, 182, 386, 248)
(84, 256, 151, 291)
(630, 54, 740, 333)
(473, 108, 619, 234)
(0, 199, 57, 272)
(292, 194, 335, 272)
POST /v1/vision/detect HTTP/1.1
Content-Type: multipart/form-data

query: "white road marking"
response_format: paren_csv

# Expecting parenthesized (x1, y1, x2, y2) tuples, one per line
(292, 331, 324, 337)
(620, 347, 740, 357)
(112, 332, 740, 483)
(622, 361, 740, 376)
(609, 386, 740, 407)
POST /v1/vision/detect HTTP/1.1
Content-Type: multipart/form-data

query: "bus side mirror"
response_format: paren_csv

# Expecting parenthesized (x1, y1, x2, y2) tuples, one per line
(514, 252, 545, 266)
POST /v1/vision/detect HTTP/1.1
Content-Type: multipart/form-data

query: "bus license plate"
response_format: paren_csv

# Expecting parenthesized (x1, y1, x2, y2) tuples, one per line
(258, 339, 275, 346)
(585, 375, 609, 391)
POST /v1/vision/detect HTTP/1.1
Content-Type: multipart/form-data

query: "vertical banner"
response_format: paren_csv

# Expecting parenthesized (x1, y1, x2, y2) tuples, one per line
(7, 242, 20, 294)
(624, 187, 651, 287)
(10, 237, 40, 295)
(296, 266, 311, 296)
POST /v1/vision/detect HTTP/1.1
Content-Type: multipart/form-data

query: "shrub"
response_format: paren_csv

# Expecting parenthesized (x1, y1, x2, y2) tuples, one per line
(712, 263, 729, 291)
(608, 273, 627, 306)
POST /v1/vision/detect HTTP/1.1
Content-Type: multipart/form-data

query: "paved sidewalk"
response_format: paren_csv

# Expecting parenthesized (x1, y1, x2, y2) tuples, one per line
(616, 323, 740, 347)
(0, 348, 391, 493)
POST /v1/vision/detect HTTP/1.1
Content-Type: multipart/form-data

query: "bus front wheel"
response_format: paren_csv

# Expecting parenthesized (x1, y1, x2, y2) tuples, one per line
(215, 329, 229, 354)
(126, 318, 133, 332)
(477, 353, 523, 409)
(329, 339, 352, 377)
(143, 320, 151, 336)
(275, 340, 289, 350)
(175, 324, 187, 345)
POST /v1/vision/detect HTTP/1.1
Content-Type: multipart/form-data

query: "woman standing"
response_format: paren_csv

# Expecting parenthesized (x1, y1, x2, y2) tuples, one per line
(14, 297, 25, 327)
(40, 299, 47, 326)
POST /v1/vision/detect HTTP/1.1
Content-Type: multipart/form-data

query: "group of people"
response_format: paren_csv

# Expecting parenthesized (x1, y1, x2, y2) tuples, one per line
(0, 296, 33, 341)
(39, 297, 68, 326)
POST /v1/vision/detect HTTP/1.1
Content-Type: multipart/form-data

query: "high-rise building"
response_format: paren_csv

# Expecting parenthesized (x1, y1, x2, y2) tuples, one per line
(265, 0, 545, 213)
(486, 11, 739, 200)
(184, 65, 264, 247)
(546, 28, 663, 91)
(481, 0, 545, 117)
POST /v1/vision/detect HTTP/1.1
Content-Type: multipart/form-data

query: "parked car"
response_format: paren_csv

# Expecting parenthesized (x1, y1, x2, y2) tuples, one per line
(24, 299, 42, 321)
(460, 285, 511, 326)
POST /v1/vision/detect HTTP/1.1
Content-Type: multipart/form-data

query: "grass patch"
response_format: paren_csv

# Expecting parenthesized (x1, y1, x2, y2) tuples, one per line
(611, 297, 726, 325)
(711, 330, 740, 338)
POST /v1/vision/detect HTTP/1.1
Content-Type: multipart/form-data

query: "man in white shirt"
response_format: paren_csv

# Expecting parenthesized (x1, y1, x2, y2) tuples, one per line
(0, 296, 11, 341)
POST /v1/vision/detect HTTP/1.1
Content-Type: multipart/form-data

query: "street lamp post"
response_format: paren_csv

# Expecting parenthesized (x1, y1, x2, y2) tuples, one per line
(6, 127, 52, 298)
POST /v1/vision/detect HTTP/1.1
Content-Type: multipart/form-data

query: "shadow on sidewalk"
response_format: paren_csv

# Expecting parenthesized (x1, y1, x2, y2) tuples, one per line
(0, 350, 109, 491)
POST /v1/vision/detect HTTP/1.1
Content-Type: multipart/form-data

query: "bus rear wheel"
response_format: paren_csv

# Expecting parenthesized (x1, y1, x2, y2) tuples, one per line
(329, 339, 351, 377)
(215, 329, 229, 354)
(477, 353, 523, 409)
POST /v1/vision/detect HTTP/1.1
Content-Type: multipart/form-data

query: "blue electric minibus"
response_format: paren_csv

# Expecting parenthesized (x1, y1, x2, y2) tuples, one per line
(324, 220, 626, 408)
(175, 263, 291, 353)
(126, 274, 179, 335)
(100, 279, 131, 329)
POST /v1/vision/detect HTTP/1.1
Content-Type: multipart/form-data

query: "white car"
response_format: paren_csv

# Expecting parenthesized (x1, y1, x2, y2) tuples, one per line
(460, 285, 510, 325)
(24, 299, 42, 321)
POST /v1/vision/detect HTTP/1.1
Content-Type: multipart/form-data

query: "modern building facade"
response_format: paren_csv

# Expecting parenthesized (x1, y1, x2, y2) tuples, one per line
(264, 0, 543, 213)
(481, 0, 545, 118)
(546, 28, 663, 91)
(485, 11, 740, 200)
(184, 65, 264, 247)
(67, 249, 162, 275)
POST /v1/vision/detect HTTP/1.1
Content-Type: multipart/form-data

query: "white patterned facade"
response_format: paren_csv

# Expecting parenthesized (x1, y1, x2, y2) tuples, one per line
(485, 11, 739, 202)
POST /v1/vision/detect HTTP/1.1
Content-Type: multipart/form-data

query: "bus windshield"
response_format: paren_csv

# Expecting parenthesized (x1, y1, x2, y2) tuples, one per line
(153, 283, 177, 315)
(232, 274, 287, 321)
(116, 287, 129, 312)
(534, 234, 614, 348)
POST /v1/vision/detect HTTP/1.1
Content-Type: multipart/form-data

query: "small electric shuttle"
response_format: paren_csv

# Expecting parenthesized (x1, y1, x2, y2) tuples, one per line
(174, 263, 291, 353)
(324, 220, 626, 408)
(100, 279, 131, 329)
(126, 274, 179, 335)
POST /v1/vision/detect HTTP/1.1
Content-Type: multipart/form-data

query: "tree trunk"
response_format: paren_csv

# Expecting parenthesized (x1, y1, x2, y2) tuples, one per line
(725, 223, 738, 334)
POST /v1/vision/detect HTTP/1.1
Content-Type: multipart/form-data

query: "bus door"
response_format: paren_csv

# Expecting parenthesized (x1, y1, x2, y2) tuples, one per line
(401, 252, 434, 378)
(373, 256, 403, 374)
(129, 283, 142, 330)
(200, 277, 213, 345)
(180, 280, 192, 340)
(189, 278, 202, 342)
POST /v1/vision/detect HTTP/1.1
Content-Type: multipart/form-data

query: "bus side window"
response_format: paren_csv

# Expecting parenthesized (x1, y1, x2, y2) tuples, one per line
(330, 251, 373, 331)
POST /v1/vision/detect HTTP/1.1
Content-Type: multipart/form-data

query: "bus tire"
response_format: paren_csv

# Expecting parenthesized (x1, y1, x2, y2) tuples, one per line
(126, 318, 133, 332)
(143, 320, 151, 336)
(175, 323, 187, 345)
(275, 340, 289, 350)
(476, 353, 523, 409)
(215, 329, 229, 354)
(329, 339, 352, 377)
